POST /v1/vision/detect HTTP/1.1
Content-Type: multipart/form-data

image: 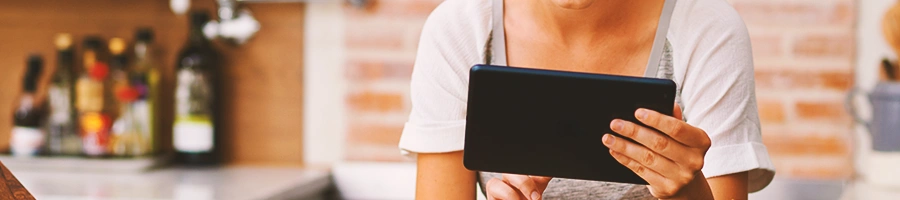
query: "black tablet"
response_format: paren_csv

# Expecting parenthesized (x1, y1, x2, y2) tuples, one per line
(463, 65, 676, 185)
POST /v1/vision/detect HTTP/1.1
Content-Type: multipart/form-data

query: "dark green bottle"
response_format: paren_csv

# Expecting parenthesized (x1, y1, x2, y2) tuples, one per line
(12, 55, 47, 157)
(173, 11, 221, 165)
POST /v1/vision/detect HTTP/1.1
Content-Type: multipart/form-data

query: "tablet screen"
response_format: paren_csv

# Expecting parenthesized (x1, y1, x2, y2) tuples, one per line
(464, 65, 676, 185)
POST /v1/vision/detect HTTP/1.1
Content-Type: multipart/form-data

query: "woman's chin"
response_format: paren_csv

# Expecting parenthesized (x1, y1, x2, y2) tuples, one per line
(550, 0, 595, 9)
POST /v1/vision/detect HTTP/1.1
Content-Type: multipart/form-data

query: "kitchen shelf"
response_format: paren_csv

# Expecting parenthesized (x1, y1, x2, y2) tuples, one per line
(0, 154, 171, 173)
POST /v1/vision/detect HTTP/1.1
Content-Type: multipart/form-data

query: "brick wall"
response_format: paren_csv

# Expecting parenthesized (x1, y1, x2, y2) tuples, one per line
(342, 0, 442, 162)
(731, 0, 856, 179)
(341, 0, 857, 179)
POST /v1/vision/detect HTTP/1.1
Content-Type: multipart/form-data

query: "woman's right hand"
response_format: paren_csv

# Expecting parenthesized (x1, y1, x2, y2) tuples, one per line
(485, 174, 553, 200)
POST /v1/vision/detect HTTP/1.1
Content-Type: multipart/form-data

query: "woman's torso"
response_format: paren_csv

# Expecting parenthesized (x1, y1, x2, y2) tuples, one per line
(478, 0, 681, 199)
(477, 42, 674, 199)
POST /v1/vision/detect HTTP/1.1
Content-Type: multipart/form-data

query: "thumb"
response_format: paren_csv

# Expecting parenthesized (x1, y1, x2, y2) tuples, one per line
(673, 103, 683, 120)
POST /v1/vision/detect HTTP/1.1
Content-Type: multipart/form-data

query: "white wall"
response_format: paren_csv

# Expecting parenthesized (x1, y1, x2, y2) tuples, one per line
(303, 2, 347, 166)
(857, 1, 896, 90)
(853, 0, 900, 184)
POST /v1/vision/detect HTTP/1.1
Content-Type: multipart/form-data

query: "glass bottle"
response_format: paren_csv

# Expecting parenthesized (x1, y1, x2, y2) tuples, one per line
(129, 28, 159, 156)
(76, 37, 111, 157)
(173, 11, 220, 165)
(108, 37, 137, 157)
(47, 33, 81, 156)
(12, 55, 47, 157)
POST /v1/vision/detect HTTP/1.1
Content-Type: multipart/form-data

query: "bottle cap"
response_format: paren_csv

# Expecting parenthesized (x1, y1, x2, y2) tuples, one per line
(136, 28, 154, 42)
(55, 33, 73, 50)
(190, 11, 211, 27)
(83, 36, 104, 50)
(109, 38, 126, 55)
(24, 55, 43, 92)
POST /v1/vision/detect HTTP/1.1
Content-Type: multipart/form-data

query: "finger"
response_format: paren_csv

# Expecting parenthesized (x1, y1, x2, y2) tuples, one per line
(610, 119, 692, 162)
(602, 134, 688, 182)
(487, 178, 523, 200)
(530, 176, 553, 192)
(635, 108, 710, 148)
(503, 174, 541, 200)
(608, 149, 680, 198)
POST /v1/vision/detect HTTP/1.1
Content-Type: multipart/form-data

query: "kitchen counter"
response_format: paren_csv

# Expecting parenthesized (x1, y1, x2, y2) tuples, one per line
(8, 159, 900, 200)
(749, 178, 900, 200)
(840, 180, 900, 200)
(8, 165, 332, 200)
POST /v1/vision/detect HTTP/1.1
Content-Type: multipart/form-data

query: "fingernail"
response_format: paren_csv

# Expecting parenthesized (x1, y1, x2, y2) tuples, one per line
(636, 109, 648, 120)
(603, 134, 615, 145)
(531, 191, 540, 200)
(611, 120, 624, 131)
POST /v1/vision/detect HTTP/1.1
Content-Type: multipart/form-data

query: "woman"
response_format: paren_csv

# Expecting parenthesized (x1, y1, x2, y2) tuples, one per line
(399, 0, 776, 199)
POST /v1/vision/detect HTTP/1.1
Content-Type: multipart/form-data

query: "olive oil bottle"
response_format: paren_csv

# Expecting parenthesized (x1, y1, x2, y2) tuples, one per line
(173, 11, 221, 165)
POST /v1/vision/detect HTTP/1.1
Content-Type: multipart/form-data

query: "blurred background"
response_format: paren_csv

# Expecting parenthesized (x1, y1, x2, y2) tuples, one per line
(0, 0, 897, 199)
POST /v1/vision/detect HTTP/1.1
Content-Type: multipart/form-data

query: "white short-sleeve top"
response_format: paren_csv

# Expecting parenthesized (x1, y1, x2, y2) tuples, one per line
(398, 0, 776, 193)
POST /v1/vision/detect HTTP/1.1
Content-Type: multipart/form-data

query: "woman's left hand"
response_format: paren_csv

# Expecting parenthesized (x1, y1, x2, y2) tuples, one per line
(603, 104, 713, 199)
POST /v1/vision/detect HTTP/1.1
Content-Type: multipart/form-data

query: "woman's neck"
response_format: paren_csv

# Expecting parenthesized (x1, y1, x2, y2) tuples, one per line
(511, 0, 664, 45)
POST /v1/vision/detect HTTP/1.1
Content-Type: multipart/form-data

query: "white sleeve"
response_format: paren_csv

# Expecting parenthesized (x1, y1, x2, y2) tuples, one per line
(668, 0, 775, 192)
(398, 0, 491, 157)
